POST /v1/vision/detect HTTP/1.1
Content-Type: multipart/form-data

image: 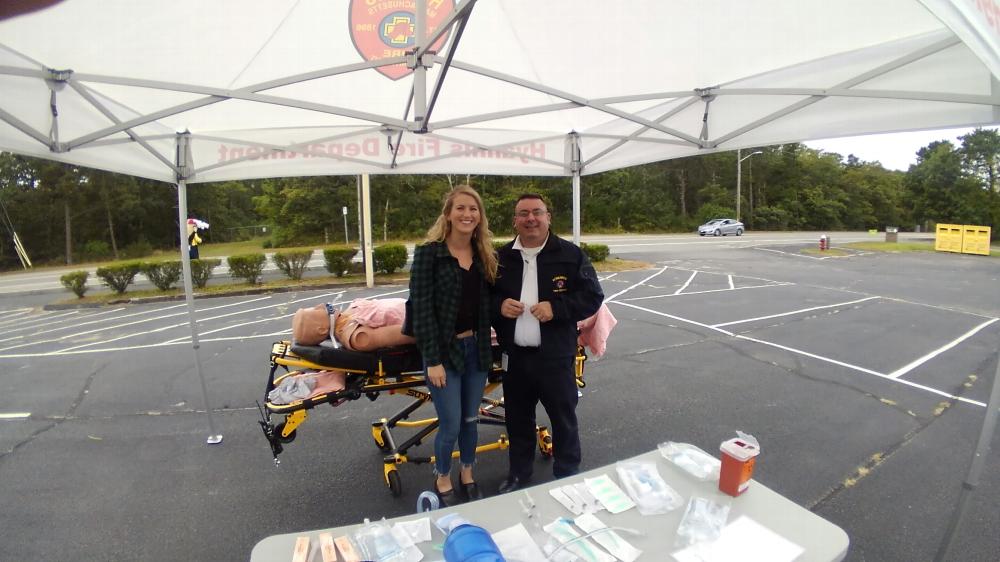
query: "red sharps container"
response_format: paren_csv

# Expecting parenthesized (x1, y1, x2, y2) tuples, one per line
(719, 434, 760, 497)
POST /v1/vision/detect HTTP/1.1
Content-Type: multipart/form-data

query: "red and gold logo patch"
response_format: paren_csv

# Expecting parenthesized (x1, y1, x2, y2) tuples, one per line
(349, 0, 455, 80)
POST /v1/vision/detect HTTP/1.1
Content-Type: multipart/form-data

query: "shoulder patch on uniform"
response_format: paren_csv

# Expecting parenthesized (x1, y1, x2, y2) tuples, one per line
(552, 274, 568, 292)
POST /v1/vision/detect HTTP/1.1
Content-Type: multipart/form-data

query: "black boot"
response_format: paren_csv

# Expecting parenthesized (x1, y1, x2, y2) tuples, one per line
(433, 477, 456, 507)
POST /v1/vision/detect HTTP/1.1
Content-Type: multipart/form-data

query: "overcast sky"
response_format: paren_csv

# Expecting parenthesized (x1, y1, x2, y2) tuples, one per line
(804, 126, 997, 171)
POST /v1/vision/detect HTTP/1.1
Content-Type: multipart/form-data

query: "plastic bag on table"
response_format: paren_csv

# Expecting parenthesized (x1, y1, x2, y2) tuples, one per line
(674, 496, 731, 549)
(658, 441, 721, 482)
(614, 460, 683, 515)
(352, 518, 416, 562)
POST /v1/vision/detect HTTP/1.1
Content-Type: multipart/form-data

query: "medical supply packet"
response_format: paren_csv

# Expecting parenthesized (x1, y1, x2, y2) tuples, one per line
(615, 460, 683, 515)
(658, 441, 722, 482)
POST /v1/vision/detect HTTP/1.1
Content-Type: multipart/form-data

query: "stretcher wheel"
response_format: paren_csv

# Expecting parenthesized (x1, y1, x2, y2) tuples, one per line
(274, 422, 297, 444)
(373, 426, 392, 453)
(537, 427, 553, 457)
(386, 469, 402, 497)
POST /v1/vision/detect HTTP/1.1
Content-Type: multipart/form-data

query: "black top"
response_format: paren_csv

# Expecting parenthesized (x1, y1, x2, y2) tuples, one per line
(453, 265, 479, 334)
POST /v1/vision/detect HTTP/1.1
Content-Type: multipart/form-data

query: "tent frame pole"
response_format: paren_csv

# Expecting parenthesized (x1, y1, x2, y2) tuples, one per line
(567, 132, 582, 245)
(361, 173, 374, 288)
(934, 349, 1000, 561)
(175, 133, 223, 445)
(412, 0, 427, 124)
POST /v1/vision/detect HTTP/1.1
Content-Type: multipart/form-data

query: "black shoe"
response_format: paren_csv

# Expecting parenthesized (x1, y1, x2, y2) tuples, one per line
(433, 478, 456, 508)
(458, 481, 483, 502)
(498, 475, 529, 494)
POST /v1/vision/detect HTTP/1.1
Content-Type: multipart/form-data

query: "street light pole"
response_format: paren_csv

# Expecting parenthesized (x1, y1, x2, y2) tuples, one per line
(736, 149, 763, 222)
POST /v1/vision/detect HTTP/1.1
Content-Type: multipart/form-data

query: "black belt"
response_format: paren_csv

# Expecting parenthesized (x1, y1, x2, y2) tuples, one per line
(510, 344, 541, 354)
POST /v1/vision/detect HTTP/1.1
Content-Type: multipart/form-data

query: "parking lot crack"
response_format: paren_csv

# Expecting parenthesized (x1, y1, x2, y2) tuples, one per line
(807, 372, 984, 512)
(0, 366, 102, 462)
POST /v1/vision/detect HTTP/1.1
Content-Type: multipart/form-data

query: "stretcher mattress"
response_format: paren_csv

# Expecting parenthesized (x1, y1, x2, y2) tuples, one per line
(289, 343, 424, 375)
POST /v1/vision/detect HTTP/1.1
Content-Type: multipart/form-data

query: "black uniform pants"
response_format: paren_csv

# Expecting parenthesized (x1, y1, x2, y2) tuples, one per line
(502, 349, 580, 479)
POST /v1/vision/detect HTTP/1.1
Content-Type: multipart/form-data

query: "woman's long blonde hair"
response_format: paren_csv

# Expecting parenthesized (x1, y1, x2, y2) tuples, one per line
(425, 185, 498, 283)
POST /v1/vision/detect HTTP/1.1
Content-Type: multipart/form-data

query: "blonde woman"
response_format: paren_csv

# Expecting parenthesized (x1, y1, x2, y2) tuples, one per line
(408, 185, 498, 505)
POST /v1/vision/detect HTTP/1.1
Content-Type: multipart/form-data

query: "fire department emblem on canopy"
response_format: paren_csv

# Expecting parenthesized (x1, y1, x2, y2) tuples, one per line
(349, 0, 455, 80)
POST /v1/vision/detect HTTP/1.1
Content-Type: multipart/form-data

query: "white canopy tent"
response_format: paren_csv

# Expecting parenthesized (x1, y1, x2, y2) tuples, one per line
(1, 1, 999, 555)
(2, 0, 1000, 244)
(2, 0, 999, 182)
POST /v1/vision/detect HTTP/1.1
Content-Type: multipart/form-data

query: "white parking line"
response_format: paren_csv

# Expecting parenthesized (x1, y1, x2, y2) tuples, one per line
(887, 318, 999, 379)
(613, 301, 733, 335)
(611, 299, 989, 409)
(12, 306, 172, 339)
(0, 308, 33, 321)
(623, 283, 792, 302)
(712, 296, 879, 328)
(604, 266, 668, 302)
(165, 312, 297, 341)
(55, 289, 412, 353)
(0, 412, 31, 419)
(736, 334, 986, 407)
(56, 293, 338, 353)
(0, 296, 274, 352)
(0, 332, 292, 357)
(727, 275, 734, 290)
(0, 309, 80, 332)
(675, 271, 697, 295)
(0, 289, 411, 357)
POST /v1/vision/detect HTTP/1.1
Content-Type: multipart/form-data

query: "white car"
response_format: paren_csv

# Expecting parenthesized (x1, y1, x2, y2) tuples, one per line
(698, 218, 744, 236)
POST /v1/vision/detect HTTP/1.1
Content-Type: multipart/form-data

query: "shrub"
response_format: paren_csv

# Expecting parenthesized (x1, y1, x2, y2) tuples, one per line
(580, 242, 610, 262)
(227, 253, 266, 284)
(373, 244, 408, 274)
(191, 258, 221, 288)
(80, 240, 112, 261)
(492, 240, 511, 251)
(273, 250, 313, 280)
(141, 261, 182, 291)
(121, 238, 153, 259)
(60, 270, 89, 298)
(323, 247, 358, 277)
(95, 262, 142, 294)
(261, 239, 273, 249)
(752, 206, 791, 230)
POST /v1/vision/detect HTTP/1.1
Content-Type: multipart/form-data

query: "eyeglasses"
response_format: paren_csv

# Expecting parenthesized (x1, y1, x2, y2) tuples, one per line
(515, 209, 548, 218)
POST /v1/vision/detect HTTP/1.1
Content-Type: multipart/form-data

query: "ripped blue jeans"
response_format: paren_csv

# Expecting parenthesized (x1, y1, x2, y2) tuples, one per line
(427, 335, 488, 476)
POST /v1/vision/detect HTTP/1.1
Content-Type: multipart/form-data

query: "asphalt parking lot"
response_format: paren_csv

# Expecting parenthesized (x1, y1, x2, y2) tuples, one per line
(0, 233, 998, 561)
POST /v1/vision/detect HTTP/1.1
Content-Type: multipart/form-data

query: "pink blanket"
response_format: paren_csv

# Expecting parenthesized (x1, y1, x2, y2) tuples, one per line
(309, 370, 347, 397)
(577, 304, 616, 358)
(345, 298, 407, 327)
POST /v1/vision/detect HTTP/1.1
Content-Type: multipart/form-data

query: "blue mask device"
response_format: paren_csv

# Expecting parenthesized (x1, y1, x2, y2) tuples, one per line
(443, 524, 506, 562)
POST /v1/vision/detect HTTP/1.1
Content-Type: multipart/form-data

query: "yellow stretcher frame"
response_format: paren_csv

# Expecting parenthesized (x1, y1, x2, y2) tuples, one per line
(258, 340, 587, 497)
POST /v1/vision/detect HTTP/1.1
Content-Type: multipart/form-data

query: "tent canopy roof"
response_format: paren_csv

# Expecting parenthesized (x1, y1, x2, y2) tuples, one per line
(1, 0, 999, 183)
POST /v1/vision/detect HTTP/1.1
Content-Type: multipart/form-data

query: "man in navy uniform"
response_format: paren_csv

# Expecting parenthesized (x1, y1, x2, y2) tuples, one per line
(492, 193, 604, 493)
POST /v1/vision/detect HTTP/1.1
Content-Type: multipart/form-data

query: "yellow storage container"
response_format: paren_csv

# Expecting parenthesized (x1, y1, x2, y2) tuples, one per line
(935, 224, 963, 253)
(961, 225, 991, 256)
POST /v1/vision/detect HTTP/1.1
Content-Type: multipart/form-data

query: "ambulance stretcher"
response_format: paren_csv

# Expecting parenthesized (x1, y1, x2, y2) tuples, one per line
(257, 340, 586, 496)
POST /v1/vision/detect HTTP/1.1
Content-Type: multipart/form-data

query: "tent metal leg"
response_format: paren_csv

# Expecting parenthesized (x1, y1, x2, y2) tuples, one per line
(572, 171, 581, 245)
(361, 173, 374, 288)
(175, 135, 223, 445)
(567, 132, 582, 245)
(934, 347, 1000, 561)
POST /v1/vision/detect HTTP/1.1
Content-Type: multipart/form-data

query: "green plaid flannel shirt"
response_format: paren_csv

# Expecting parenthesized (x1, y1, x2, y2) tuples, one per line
(408, 241, 492, 372)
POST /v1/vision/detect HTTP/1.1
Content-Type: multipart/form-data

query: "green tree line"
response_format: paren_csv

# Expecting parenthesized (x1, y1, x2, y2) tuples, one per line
(2, 129, 998, 270)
